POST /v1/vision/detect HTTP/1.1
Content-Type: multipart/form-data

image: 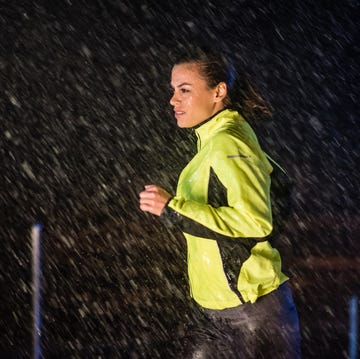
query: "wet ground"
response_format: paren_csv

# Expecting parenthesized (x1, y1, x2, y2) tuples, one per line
(0, 1, 359, 358)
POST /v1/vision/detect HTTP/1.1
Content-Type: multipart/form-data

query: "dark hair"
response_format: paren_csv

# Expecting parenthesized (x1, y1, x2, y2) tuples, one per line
(173, 46, 272, 121)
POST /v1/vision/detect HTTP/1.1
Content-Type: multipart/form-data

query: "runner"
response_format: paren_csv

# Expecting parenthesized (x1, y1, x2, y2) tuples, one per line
(139, 45, 301, 358)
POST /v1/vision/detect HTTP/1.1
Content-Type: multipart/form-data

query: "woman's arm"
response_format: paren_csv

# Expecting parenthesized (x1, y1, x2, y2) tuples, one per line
(165, 135, 273, 240)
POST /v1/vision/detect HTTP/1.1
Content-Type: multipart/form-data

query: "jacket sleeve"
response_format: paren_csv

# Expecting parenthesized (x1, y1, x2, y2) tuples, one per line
(163, 133, 273, 240)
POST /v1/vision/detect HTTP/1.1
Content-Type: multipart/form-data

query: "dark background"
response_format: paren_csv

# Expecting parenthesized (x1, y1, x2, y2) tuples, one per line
(0, 0, 359, 357)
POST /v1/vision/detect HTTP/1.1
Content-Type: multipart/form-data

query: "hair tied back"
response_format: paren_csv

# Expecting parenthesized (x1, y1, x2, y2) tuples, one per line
(227, 62, 236, 90)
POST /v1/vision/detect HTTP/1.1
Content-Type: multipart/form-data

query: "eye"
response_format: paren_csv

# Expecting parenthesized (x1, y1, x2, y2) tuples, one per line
(180, 88, 190, 93)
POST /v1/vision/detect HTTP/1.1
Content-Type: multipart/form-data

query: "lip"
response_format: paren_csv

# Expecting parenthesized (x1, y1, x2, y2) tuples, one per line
(174, 110, 185, 119)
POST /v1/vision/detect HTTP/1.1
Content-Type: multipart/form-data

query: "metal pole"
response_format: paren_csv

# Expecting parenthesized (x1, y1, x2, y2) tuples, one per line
(349, 295, 358, 359)
(32, 224, 42, 359)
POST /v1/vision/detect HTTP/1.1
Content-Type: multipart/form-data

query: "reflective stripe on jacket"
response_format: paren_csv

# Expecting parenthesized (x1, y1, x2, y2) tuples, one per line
(164, 109, 288, 310)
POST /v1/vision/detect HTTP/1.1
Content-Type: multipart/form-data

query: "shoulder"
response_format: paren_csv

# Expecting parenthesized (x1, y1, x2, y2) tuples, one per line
(209, 125, 271, 173)
(210, 125, 256, 157)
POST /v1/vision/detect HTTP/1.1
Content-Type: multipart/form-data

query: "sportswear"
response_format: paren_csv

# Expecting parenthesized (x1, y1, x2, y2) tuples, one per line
(163, 109, 288, 310)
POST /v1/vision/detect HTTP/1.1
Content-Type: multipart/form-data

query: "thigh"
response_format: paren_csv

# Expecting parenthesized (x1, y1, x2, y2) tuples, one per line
(179, 308, 257, 359)
(263, 284, 301, 359)
(238, 283, 301, 359)
(179, 284, 301, 359)
(178, 308, 246, 359)
(202, 284, 301, 359)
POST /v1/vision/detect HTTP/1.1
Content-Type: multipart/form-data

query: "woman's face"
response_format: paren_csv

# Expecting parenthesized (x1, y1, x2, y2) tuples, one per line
(170, 63, 225, 128)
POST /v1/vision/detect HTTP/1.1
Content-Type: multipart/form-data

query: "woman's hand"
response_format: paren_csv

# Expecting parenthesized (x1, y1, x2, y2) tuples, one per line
(139, 184, 172, 216)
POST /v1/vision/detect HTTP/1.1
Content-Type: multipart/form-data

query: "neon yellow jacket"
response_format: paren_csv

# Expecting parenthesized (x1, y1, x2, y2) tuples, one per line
(164, 109, 288, 310)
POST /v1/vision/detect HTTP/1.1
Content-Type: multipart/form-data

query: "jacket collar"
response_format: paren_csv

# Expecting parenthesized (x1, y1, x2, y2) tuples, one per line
(195, 108, 238, 149)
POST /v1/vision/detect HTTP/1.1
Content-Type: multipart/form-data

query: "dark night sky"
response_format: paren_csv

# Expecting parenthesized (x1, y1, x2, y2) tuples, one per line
(0, 1, 359, 357)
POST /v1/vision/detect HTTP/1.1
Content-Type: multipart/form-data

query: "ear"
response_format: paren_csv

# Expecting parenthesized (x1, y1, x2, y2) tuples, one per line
(214, 82, 227, 102)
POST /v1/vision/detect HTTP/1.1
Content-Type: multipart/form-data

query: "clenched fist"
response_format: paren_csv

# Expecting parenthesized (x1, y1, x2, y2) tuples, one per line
(139, 184, 172, 216)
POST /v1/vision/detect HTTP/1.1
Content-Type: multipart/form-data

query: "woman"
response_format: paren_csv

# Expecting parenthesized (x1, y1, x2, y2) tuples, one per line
(139, 46, 301, 358)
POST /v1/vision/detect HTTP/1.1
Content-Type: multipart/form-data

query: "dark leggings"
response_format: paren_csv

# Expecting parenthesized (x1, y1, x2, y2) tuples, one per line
(179, 283, 301, 359)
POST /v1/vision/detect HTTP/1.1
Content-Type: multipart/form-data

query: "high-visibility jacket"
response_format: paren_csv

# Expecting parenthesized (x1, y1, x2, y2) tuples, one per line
(163, 109, 288, 310)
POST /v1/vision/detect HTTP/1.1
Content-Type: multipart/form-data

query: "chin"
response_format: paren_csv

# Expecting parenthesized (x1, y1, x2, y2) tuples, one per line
(177, 120, 189, 128)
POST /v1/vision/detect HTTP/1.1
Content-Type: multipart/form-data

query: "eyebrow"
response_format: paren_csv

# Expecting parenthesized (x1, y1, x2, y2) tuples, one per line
(171, 82, 192, 88)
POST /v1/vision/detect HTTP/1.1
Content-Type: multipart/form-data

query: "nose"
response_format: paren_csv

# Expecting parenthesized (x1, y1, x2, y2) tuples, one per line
(170, 92, 179, 106)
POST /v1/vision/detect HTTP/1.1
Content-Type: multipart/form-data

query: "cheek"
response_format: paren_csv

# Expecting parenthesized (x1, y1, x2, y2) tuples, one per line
(181, 97, 194, 115)
(184, 96, 193, 106)
(198, 97, 213, 113)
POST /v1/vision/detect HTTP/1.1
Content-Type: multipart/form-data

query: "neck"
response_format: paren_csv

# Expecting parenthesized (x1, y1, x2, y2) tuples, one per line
(193, 107, 227, 129)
